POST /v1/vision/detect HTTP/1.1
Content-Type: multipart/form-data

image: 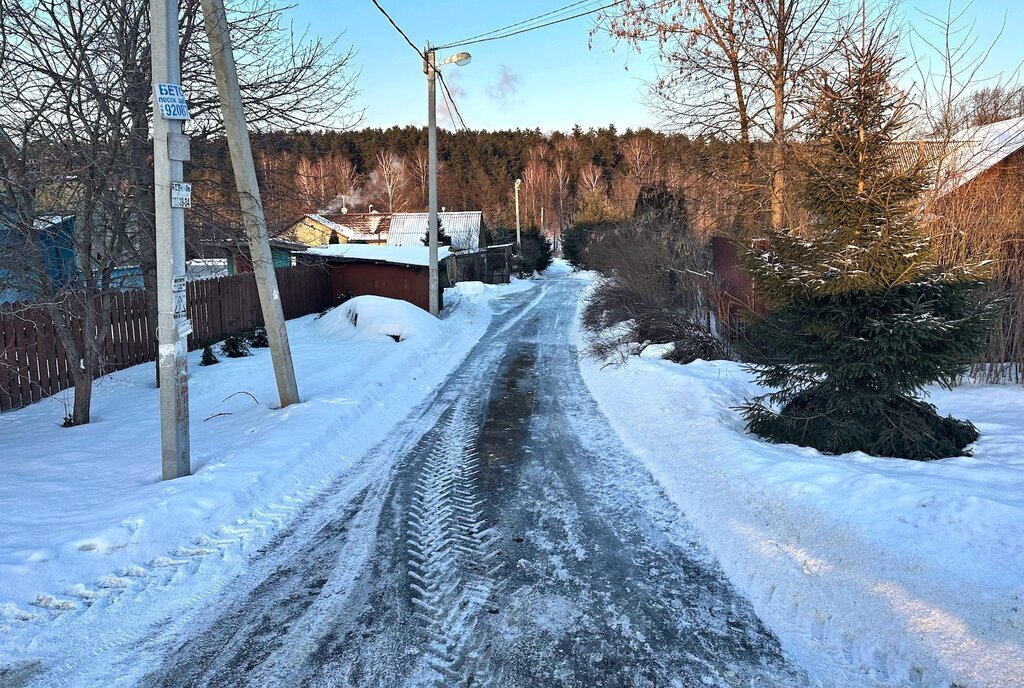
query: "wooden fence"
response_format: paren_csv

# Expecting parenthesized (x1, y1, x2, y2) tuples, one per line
(0, 265, 331, 412)
(454, 244, 513, 285)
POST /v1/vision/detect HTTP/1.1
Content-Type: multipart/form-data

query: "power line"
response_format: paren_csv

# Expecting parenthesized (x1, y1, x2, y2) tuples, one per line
(436, 70, 468, 131)
(435, 0, 629, 50)
(439, 0, 599, 49)
(369, 0, 421, 57)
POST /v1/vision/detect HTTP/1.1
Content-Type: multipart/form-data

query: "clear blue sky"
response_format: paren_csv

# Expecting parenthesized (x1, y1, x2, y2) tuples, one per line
(288, 0, 1022, 134)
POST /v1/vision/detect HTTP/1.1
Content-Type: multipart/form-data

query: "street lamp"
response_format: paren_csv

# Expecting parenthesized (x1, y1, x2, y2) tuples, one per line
(425, 47, 471, 316)
(514, 178, 522, 250)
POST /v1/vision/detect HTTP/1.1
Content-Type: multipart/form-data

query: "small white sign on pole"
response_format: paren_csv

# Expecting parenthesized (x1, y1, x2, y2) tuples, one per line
(154, 83, 191, 120)
(172, 274, 187, 321)
(177, 318, 193, 337)
(171, 182, 192, 209)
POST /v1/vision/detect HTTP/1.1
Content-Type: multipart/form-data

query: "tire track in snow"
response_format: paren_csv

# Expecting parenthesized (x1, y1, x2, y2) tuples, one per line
(406, 409, 504, 685)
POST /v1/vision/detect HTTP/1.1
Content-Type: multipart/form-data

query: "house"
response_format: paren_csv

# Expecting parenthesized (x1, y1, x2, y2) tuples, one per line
(287, 210, 486, 251)
(888, 116, 1024, 198)
(0, 213, 78, 303)
(286, 213, 390, 246)
(303, 244, 456, 313)
(197, 236, 308, 275)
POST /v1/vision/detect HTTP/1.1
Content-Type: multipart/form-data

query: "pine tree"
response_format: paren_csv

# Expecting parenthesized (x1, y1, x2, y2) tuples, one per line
(741, 29, 997, 460)
(422, 216, 450, 247)
(199, 345, 220, 366)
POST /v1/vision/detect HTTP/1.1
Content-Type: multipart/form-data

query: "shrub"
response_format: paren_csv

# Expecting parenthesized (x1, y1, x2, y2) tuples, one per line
(243, 326, 269, 348)
(199, 345, 220, 366)
(219, 334, 251, 358)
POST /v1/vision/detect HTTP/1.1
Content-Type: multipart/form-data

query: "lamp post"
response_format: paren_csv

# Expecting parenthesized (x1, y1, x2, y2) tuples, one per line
(425, 46, 471, 316)
(514, 178, 522, 250)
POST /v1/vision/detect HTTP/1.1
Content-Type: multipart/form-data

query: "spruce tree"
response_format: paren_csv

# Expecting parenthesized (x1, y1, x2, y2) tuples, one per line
(422, 216, 450, 247)
(741, 30, 997, 460)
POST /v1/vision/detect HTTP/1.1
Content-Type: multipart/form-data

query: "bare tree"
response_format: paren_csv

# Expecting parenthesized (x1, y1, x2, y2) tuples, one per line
(601, 0, 840, 231)
(0, 0, 150, 425)
(0, 0, 359, 424)
(371, 151, 410, 213)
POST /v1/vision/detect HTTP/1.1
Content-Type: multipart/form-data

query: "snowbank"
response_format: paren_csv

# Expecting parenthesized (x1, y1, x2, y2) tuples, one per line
(0, 282, 530, 629)
(311, 295, 440, 342)
(578, 322, 1024, 685)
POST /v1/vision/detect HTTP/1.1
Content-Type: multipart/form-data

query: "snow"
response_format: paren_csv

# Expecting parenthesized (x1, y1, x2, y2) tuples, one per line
(541, 258, 574, 277)
(578, 301, 1024, 686)
(0, 280, 532, 630)
(311, 295, 440, 342)
(306, 243, 452, 267)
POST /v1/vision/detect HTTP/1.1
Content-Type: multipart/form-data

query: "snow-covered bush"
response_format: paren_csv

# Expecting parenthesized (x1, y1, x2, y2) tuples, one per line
(219, 334, 251, 358)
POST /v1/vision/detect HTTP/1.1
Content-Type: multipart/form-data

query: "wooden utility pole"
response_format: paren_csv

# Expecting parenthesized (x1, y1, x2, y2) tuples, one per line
(151, 0, 191, 480)
(201, 0, 300, 408)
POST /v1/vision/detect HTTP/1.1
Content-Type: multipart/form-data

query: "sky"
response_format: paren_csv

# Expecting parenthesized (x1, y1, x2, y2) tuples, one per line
(288, 0, 1023, 134)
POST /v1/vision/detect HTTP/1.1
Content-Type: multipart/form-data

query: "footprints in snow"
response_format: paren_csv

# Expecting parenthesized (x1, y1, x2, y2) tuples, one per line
(8, 482, 328, 623)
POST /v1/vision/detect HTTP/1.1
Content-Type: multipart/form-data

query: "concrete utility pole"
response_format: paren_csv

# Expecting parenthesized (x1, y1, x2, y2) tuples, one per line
(201, 0, 300, 408)
(424, 47, 471, 317)
(425, 47, 440, 317)
(151, 0, 190, 480)
(514, 178, 522, 249)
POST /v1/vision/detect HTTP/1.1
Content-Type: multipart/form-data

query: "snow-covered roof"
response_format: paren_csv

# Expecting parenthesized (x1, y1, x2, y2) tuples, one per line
(934, 116, 1024, 195)
(386, 211, 483, 251)
(306, 244, 452, 267)
(302, 214, 381, 242)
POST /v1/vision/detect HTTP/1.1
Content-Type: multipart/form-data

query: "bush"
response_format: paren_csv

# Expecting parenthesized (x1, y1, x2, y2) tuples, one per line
(578, 191, 728, 366)
(243, 326, 269, 348)
(199, 345, 220, 366)
(219, 334, 251, 358)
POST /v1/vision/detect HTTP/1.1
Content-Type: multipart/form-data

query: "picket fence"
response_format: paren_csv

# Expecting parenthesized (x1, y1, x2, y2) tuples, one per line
(0, 265, 331, 412)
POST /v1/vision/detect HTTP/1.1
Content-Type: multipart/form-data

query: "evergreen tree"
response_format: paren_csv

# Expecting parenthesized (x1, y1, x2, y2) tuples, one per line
(421, 216, 450, 247)
(199, 345, 220, 366)
(741, 30, 997, 460)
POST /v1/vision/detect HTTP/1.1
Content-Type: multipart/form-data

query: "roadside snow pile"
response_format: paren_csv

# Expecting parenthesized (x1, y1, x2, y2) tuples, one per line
(0, 282, 531, 629)
(579, 331, 1024, 686)
(312, 295, 439, 342)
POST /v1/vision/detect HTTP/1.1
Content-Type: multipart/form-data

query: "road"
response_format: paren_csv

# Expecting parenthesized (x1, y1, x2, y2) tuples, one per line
(104, 275, 806, 686)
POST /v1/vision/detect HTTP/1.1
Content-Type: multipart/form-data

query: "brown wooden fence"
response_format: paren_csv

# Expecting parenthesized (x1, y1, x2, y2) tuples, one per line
(0, 265, 331, 412)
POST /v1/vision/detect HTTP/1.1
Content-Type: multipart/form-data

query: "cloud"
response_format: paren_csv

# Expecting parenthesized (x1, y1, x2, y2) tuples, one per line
(486, 65, 522, 102)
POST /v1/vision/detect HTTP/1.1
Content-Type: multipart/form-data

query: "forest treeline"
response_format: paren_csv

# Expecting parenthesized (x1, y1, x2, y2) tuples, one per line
(189, 125, 767, 242)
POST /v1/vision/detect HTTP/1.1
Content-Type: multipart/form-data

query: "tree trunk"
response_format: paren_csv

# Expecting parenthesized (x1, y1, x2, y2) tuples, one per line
(69, 370, 93, 426)
(771, 76, 786, 232)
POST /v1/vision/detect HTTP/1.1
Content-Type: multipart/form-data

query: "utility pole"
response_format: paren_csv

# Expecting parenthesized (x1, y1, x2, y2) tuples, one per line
(425, 47, 440, 317)
(151, 0, 190, 480)
(514, 178, 522, 249)
(423, 47, 471, 317)
(201, 0, 300, 408)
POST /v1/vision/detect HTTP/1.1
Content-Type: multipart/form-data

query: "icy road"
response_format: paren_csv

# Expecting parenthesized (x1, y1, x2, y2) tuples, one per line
(33, 276, 806, 687)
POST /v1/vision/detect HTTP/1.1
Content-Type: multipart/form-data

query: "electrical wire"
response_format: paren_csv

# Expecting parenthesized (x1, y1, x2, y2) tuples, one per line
(437, 70, 468, 131)
(435, 0, 629, 50)
(438, 0, 600, 48)
(369, 0, 422, 57)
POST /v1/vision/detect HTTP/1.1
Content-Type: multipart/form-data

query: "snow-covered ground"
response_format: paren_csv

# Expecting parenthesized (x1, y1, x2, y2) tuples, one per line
(0, 280, 532, 629)
(577, 289, 1024, 686)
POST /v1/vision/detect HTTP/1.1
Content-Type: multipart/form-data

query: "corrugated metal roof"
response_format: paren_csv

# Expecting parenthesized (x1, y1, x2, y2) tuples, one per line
(386, 211, 483, 251)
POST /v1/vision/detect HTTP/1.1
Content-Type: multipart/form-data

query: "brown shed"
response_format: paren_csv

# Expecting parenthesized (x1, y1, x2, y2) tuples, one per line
(302, 245, 455, 313)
